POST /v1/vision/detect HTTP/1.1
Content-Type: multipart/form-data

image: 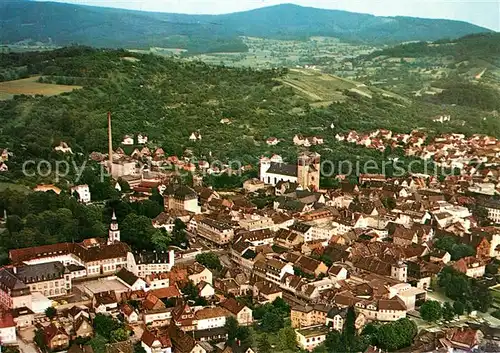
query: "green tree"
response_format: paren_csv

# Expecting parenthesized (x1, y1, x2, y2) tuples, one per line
(420, 300, 442, 322)
(272, 297, 290, 316)
(277, 326, 297, 351)
(450, 244, 475, 261)
(93, 314, 123, 339)
(344, 306, 357, 342)
(442, 302, 455, 321)
(261, 311, 284, 332)
(45, 306, 57, 319)
(110, 328, 130, 342)
(196, 252, 223, 271)
(34, 328, 48, 353)
(453, 301, 465, 316)
(225, 316, 239, 342)
(257, 334, 272, 353)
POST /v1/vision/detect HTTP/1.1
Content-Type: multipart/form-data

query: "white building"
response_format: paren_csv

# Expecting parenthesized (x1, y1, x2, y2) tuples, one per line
(0, 313, 16, 344)
(71, 184, 91, 204)
(122, 135, 134, 145)
(164, 185, 201, 214)
(195, 307, 229, 331)
(295, 326, 329, 351)
(137, 134, 148, 145)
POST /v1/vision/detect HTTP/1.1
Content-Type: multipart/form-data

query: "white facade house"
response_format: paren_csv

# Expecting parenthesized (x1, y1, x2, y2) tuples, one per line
(0, 313, 16, 344)
(137, 134, 148, 145)
(296, 326, 329, 351)
(195, 307, 229, 331)
(71, 184, 91, 204)
(122, 135, 134, 145)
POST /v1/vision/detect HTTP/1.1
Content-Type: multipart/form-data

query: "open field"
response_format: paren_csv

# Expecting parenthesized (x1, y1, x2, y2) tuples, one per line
(278, 68, 410, 105)
(0, 76, 81, 100)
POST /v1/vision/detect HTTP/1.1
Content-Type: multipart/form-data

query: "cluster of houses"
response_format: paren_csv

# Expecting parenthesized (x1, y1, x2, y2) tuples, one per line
(136, 159, 500, 351)
(336, 129, 500, 174)
(2, 129, 500, 352)
(335, 128, 426, 152)
(407, 133, 500, 171)
(264, 134, 324, 147)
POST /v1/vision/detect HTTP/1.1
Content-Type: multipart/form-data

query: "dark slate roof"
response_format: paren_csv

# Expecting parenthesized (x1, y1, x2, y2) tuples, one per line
(242, 249, 257, 260)
(266, 163, 297, 177)
(116, 268, 139, 286)
(0, 268, 28, 292)
(165, 185, 197, 200)
(15, 261, 67, 284)
(133, 250, 172, 264)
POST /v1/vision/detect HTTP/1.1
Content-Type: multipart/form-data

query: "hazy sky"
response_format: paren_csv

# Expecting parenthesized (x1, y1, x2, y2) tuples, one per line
(42, 0, 500, 31)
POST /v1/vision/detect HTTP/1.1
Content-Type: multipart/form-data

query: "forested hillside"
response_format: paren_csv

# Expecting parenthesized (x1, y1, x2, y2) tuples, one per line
(350, 33, 500, 105)
(363, 33, 500, 62)
(1, 47, 499, 188)
(0, 2, 492, 52)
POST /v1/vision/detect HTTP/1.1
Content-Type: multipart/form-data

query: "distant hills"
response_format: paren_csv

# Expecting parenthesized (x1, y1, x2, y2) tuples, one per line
(0, 1, 493, 53)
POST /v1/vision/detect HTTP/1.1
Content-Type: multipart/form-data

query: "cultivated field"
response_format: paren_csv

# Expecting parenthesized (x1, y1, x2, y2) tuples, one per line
(0, 76, 81, 100)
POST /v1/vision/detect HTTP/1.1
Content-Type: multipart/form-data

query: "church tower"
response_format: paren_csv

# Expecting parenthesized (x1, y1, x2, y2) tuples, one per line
(108, 210, 120, 245)
(297, 152, 320, 191)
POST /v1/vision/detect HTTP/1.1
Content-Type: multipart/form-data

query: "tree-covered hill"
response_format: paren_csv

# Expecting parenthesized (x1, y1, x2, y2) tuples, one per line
(350, 33, 500, 104)
(0, 2, 492, 52)
(362, 33, 500, 62)
(1, 46, 499, 186)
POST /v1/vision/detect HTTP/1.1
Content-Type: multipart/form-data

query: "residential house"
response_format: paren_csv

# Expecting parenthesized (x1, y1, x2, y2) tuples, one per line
(141, 328, 172, 353)
(253, 281, 282, 304)
(129, 250, 175, 277)
(121, 304, 139, 324)
(187, 263, 213, 286)
(42, 323, 70, 351)
(197, 282, 214, 298)
(221, 298, 253, 326)
(164, 185, 201, 214)
(290, 304, 332, 328)
(295, 325, 330, 351)
(197, 218, 235, 245)
(116, 268, 147, 291)
(0, 312, 16, 344)
(195, 307, 230, 330)
(168, 324, 207, 353)
(93, 291, 119, 314)
(137, 134, 148, 144)
(253, 258, 294, 284)
(122, 135, 134, 145)
(73, 316, 93, 339)
(452, 257, 486, 278)
(325, 307, 348, 332)
(70, 185, 91, 204)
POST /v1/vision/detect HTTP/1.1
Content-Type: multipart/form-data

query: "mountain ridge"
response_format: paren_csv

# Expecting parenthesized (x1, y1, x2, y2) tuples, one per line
(0, 2, 493, 53)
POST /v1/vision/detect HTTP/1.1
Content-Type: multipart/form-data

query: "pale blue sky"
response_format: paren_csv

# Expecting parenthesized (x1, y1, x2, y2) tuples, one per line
(41, 0, 500, 31)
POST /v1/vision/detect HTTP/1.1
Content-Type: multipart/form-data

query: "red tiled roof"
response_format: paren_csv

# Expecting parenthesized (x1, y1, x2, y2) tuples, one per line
(150, 286, 181, 299)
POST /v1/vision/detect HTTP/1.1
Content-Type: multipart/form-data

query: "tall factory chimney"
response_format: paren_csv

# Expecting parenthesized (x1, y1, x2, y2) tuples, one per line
(108, 111, 113, 176)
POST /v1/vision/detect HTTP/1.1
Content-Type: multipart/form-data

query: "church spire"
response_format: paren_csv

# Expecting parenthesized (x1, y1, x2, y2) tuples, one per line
(108, 209, 120, 245)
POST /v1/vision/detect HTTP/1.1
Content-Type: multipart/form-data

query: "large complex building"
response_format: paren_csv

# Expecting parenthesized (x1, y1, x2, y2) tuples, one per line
(1, 214, 174, 310)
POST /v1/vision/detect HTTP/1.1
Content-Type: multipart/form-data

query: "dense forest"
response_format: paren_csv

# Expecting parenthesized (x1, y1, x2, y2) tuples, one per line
(0, 2, 491, 51)
(362, 33, 500, 63)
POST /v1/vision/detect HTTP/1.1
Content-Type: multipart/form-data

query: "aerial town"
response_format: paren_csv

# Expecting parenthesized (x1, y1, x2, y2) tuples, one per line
(0, 120, 500, 353)
(0, 2, 499, 353)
